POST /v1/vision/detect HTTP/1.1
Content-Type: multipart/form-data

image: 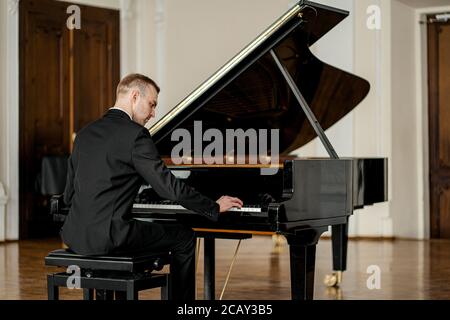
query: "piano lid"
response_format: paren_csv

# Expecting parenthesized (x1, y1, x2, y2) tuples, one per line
(150, 0, 370, 157)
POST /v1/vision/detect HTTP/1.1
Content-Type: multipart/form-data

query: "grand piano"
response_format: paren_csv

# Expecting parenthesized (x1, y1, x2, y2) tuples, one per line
(131, 0, 388, 300)
(51, 0, 388, 300)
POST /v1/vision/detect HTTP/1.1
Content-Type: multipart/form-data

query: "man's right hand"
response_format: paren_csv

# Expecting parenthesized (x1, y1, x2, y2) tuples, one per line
(216, 196, 244, 213)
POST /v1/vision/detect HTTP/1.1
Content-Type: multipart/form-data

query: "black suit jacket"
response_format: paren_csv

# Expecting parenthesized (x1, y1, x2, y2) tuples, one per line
(61, 109, 219, 255)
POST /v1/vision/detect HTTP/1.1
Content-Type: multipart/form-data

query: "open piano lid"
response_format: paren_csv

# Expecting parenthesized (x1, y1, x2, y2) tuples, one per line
(150, 1, 370, 157)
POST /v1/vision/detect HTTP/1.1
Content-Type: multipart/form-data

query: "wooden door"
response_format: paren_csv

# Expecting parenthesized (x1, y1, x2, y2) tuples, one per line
(428, 18, 450, 239)
(72, 6, 120, 137)
(19, 0, 120, 238)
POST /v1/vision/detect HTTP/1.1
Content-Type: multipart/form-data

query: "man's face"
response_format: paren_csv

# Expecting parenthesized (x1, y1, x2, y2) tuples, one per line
(131, 85, 158, 126)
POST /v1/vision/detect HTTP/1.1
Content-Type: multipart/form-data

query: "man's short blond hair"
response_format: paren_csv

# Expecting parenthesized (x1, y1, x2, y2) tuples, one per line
(116, 73, 160, 97)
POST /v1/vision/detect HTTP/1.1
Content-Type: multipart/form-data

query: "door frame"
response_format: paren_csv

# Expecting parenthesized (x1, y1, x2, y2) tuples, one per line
(5, 0, 123, 240)
(412, 7, 450, 240)
(18, 0, 121, 238)
(426, 14, 450, 238)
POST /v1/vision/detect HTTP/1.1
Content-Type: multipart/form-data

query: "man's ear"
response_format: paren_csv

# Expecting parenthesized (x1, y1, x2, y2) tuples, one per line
(131, 89, 140, 102)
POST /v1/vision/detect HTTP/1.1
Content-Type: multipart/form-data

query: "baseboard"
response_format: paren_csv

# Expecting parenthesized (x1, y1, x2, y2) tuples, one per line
(320, 235, 396, 241)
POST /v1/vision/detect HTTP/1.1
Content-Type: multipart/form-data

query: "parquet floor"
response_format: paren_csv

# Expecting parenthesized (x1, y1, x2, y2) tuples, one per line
(1, 236, 450, 300)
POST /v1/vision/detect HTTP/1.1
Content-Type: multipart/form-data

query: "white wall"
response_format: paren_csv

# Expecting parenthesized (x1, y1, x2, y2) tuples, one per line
(2, 0, 445, 239)
(390, 0, 419, 238)
(0, 19, 6, 240)
(352, 0, 450, 239)
(350, 0, 432, 239)
(295, 0, 355, 158)
(161, 0, 355, 159)
(0, 0, 7, 187)
(343, 0, 393, 237)
(0, 0, 19, 241)
(161, 0, 292, 116)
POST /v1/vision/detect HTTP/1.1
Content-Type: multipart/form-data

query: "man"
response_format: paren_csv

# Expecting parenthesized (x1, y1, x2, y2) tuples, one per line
(61, 73, 243, 300)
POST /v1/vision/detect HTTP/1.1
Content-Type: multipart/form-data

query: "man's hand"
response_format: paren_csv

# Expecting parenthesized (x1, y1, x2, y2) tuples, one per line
(216, 196, 244, 213)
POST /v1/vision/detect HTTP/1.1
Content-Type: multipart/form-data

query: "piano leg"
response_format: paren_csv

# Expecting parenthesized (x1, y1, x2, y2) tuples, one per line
(325, 218, 349, 287)
(197, 232, 251, 300)
(203, 237, 215, 300)
(287, 227, 327, 300)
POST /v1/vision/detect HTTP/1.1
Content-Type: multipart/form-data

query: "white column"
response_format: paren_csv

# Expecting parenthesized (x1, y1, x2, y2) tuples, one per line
(120, 0, 135, 76)
(0, 183, 8, 242)
(153, 0, 166, 123)
(351, 0, 393, 238)
(5, 0, 19, 240)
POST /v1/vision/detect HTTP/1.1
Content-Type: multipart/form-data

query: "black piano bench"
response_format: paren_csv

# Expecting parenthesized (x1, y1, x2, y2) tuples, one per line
(45, 249, 171, 300)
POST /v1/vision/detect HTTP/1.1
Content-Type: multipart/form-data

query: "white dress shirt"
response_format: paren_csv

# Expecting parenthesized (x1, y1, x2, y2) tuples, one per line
(110, 107, 132, 120)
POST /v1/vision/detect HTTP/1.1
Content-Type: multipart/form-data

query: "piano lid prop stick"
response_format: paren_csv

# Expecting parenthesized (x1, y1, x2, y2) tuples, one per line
(219, 239, 242, 300)
(195, 238, 202, 299)
(269, 49, 339, 159)
(195, 238, 202, 273)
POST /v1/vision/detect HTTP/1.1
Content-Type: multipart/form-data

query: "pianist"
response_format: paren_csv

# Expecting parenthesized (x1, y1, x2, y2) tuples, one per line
(61, 73, 243, 300)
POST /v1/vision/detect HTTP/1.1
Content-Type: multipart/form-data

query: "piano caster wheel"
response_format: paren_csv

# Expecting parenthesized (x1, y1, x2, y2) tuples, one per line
(324, 274, 337, 287)
(325, 286, 343, 300)
(324, 271, 343, 288)
(271, 234, 285, 254)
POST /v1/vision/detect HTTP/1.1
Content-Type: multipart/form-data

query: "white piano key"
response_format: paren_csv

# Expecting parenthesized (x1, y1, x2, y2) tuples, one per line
(133, 203, 262, 213)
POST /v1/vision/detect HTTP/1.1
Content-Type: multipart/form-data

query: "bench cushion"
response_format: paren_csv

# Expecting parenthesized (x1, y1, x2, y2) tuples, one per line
(45, 249, 170, 272)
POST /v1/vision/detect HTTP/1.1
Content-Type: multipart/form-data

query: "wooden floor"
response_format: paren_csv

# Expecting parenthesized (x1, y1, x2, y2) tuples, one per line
(1, 236, 450, 300)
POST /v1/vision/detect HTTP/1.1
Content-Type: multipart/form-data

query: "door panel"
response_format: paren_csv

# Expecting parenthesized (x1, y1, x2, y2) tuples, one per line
(19, 0, 120, 238)
(20, 1, 71, 238)
(29, 16, 70, 156)
(438, 25, 450, 170)
(73, 8, 120, 134)
(439, 186, 450, 238)
(428, 20, 450, 239)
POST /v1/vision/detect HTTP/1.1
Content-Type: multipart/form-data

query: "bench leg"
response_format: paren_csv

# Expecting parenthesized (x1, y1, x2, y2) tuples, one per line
(161, 274, 171, 300)
(96, 289, 114, 300)
(126, 282, 138, 300)
(47, 275, 59, 300)
(83, 289, 94, 300)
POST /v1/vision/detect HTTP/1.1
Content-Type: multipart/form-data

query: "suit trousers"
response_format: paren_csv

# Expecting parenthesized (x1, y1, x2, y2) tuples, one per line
(113, 222, 196, 301)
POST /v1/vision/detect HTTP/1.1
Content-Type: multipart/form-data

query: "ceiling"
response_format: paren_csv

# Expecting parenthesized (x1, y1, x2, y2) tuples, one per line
(396, 0, 450, 9)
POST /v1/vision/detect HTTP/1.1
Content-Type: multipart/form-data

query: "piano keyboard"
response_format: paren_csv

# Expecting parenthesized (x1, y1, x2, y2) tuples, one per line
(132, 203, 262, 213)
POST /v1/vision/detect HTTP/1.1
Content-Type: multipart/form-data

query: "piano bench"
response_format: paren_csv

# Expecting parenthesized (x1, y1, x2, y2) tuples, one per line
(45, 249, 171, 300)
